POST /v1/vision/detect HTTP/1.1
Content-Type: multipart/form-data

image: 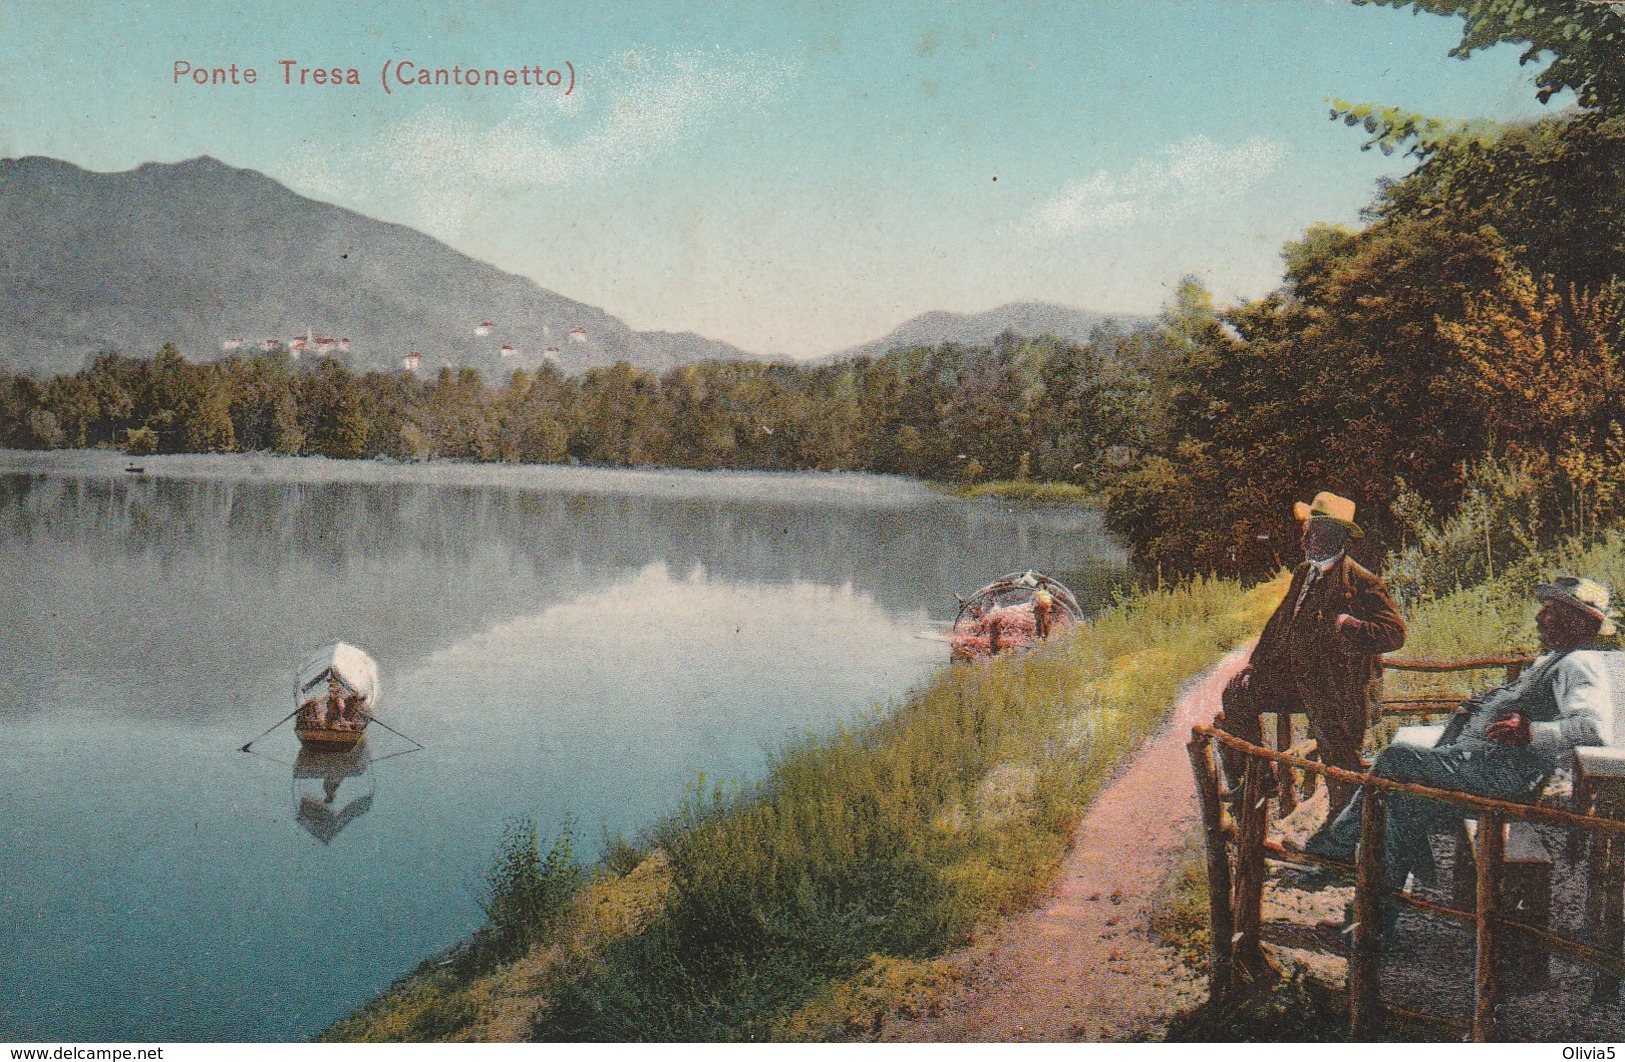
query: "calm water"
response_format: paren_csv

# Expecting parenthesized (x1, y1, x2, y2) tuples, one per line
(0, 451, 1126, 1041)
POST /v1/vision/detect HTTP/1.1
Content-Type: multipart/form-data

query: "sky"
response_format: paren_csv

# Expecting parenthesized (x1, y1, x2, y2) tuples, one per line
(0, 1, 1570, 358)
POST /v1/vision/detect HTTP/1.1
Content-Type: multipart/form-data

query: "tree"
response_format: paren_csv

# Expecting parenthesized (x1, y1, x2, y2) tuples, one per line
(272, 392, 304, 455)
(225, 350, 295, 452)
(1356, 0, 1625, 115)
(144, 343, 189, 452)
(181, 364, 237, 453)
(124, 426, 159, 455)
(24, 408, 65, 449)
(1102, 221, 1520, 577)
(304, 360, 369, 458)
(84, 354, 135, 447)
(1441, 268, 1625, 533)
(939, 351, 1030, 481)
(1370, 113, 1625, 294)
(570, 363, 663, 465)
(42, 375, 99, 449)
(426, 367, 495, 460)
(493, 367, 571, 463)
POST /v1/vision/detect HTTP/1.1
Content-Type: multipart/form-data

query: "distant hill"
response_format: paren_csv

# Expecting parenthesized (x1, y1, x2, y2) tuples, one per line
(829, 302, 1156, 361)
(0, 155, 763, 377)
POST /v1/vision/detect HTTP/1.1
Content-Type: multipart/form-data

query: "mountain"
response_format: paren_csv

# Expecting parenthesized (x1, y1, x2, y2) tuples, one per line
(829, 301, 1156, 361)
(0, 155, 764, 377)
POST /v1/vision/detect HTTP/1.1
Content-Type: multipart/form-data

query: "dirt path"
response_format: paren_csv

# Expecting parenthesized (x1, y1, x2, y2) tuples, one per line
(881, 645, 1252, 1042)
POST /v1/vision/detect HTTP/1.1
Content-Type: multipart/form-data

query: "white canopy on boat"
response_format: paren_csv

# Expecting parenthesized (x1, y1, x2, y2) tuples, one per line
(297, 642, 381, 709)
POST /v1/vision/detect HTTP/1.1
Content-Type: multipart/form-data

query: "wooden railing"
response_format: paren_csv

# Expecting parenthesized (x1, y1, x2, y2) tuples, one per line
(1188, 716, 1625, 1041)
(1264, 657, 1535, 815)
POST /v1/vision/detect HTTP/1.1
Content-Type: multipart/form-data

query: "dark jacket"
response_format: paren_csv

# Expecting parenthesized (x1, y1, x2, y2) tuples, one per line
(1249, 555, 1407, 728)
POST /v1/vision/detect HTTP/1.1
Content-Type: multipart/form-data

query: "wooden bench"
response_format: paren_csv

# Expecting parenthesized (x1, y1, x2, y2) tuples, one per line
(1391, 721, 1555, 990)
(1390, 724, 1445, 750)
(1454, 818, 1555, 991)
(1385, 732, 1620, 1000)
(1255, 654, 1625, 1004)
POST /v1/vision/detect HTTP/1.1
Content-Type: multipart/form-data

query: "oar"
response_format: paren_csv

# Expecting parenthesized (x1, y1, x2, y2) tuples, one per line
(369, 746, 424, 765)
(364, 714, 424, 751)
(240, 707, 302, 753)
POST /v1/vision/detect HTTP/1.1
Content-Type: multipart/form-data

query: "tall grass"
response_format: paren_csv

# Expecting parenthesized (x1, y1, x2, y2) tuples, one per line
(327, 575, 1280, 1042)
(526, 575, 1279, 1041)
(1400, 529, 1625, 657)
(940, 479, 1100, 505)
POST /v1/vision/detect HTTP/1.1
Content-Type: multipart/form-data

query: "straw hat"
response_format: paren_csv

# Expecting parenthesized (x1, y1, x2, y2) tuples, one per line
(1292, 491, 1364, 538)
(1535, 576, 1618, 637)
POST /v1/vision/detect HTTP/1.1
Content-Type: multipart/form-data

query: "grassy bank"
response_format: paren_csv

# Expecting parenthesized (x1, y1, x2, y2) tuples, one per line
(937, 479, 1099, 505)
(325, 574, 1284, 1042)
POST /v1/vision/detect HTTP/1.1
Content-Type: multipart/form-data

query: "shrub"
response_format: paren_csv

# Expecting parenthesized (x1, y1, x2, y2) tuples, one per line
(25, 408, 65, 448)
(1384, 456, 1546, 607)
(478, 818, 583, 962)
(124, 426, 159, 455)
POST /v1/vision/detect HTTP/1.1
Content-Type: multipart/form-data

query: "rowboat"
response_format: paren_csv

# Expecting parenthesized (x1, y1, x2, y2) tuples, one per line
(949, 570, 1084, 662)
(293, 641, 380, 750)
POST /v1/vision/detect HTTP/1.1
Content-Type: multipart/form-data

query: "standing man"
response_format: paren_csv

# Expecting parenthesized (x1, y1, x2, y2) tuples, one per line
(1216, 491, 1407, 817)
(1033, 585, 1055, 639)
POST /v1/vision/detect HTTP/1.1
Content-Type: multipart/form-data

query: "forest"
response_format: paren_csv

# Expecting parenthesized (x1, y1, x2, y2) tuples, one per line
(0, 323, 1161, 486)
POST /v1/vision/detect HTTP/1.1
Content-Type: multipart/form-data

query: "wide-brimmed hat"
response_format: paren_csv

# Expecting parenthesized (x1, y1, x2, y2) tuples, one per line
(1292, 491, 1364, 538)
(1535, 576, 1618, 637)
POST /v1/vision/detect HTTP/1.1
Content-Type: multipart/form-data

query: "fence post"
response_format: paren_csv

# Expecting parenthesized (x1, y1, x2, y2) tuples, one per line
(1188, 734, 1234, 1005)
(1592, 790, 1624, 1006)
(1233, 754, 1272, 991)
(1275, 711, 1297, 815)
(1474, 811, 1504, 1041)
(1350, 785, 1385, 1039)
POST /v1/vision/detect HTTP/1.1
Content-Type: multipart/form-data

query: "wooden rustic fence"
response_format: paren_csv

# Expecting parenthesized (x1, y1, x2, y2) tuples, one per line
(1188, 657, 1625, 1041)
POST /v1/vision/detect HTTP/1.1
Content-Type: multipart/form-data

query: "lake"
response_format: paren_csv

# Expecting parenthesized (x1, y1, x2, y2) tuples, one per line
(0, 451, 1127, 1041)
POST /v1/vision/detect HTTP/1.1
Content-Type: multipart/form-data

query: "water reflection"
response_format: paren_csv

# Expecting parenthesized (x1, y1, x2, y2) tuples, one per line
(0, 457, 1127, 1041)
(292, 742, 374, 846)
(0, 467, 1125, 724)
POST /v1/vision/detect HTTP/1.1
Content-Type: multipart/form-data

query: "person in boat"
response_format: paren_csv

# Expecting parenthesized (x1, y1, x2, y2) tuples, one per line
(1033, 586, 1055, 638)
(1215, 491, 1407, 818)
(300, 697, 323, 727)
(326, 676, 348, 728)
(1306, 577, 1618, 933)
(341, 691, 366, 729)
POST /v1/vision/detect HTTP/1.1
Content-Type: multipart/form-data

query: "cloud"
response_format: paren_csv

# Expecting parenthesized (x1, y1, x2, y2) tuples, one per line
(285, 48, 798, 235)
(1027, 135, 1286, 236)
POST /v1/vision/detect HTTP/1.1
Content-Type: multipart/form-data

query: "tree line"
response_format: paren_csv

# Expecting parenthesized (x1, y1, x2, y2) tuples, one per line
(0, 324, 1169, 486)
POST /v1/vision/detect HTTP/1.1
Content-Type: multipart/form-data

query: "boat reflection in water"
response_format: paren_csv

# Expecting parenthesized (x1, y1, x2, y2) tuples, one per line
(292, 739, 374, 845)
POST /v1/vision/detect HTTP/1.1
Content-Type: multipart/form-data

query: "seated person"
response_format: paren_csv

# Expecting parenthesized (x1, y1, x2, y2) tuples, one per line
(325, 676, 348, 727)
(299, 697, 324, 727)
(1306, 577, 1618, 930)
